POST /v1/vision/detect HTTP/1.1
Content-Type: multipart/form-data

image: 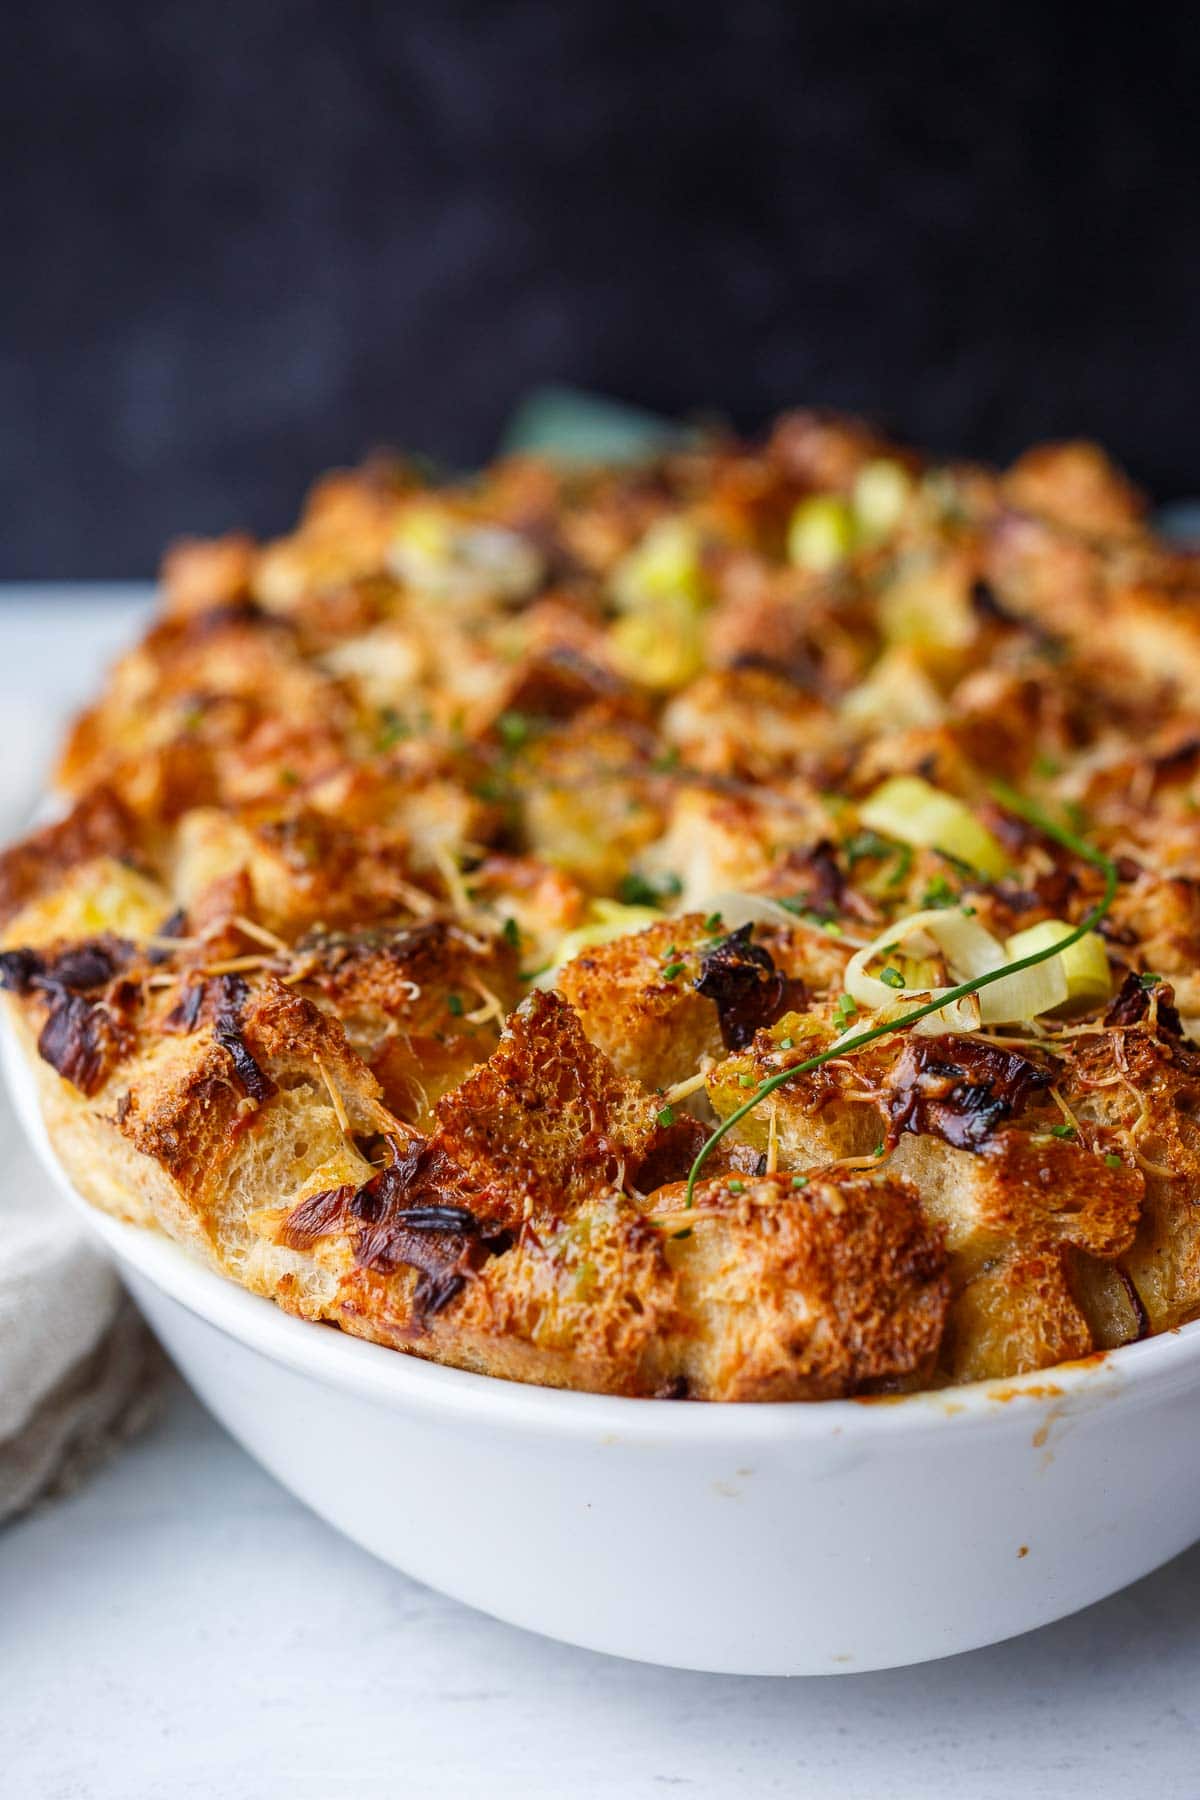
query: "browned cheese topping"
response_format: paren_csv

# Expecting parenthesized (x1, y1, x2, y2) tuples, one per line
(3, 414, 1199, 1398)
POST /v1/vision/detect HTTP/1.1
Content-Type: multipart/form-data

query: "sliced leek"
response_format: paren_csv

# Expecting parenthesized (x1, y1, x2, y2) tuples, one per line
(878, 555, 974, 651)
(1005, 918, 1112, 1010)
(979, 955, 1069, 1023)
(695, 891, 803, 934)
(607, 599, 705, 691)
(787, 495, 856, 571)
(834, 990, 982, 1045)
(389, 508, 542, 602)
(841, 905, 1067, 1034)
(535, 899, 663, 988)
(858, 775, 1008, 879)
(611, 519, 707, 612)
(853, 459, 912, 541)
(697, 889, 889, 946)
(840, 647, 945, 733)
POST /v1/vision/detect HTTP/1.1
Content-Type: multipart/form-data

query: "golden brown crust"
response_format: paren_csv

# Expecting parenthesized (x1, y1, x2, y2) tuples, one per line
(0, 790, 140, 928)
(556, 915, 727, 1087)
(655, 1171, 949, 1401)
(5, 408, 1200, 1398)
(433, 989, 706, 1214)
(289, 918, 521, 1126)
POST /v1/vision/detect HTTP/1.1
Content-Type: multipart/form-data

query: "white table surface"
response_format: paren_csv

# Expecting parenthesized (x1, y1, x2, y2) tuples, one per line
(4, 589, 1200, 1800)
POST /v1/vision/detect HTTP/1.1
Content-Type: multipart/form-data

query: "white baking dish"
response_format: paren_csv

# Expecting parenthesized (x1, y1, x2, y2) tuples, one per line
(7, 1021, 1200, 1677)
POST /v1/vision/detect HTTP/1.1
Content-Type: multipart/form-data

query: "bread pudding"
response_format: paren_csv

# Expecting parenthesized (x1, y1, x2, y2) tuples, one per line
(4, 414, 1199, 1400)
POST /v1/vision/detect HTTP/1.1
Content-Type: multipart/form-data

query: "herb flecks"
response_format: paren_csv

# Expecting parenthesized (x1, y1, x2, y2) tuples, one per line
(618, 870, 683, 908)
(683, 790, 1119, 1206)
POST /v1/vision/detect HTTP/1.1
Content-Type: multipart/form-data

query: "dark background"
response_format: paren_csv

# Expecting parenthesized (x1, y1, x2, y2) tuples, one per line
(3, 1, 1196, 578)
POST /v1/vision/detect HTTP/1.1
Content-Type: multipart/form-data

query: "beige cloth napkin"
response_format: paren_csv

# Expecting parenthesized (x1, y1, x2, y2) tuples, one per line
(0, 1083, 162, 1523)
(0, 659, 162, 1523)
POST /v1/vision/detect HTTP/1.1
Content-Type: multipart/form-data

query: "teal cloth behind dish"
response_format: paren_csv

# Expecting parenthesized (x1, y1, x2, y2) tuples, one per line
(501, 386, 686, 462)
(504, 390, 1197, 545)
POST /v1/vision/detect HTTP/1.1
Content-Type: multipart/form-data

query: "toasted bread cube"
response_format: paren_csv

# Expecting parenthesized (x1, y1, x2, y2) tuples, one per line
(708, 1025, 1144, 1382)
(706, 1012, 866, 1166)
(638, 785, 832, 911)
(556, 915, 724, 1088)
(1059, 1018, 1200, 1333)
(11, 973, 390, 1311)
(1002, 441, 1144, 539)
(661, 667, 835, 778)
(1, 855, 173, 951)
(433, 989, 704, 1217)
(0, 792, 141, 930)
(171, 806, 419, 936)
(516, 713, 664, 893)
(889, 1129, 1142, 1382)
(383, 1196, 680, 1394)
(160, 532, 256, 619)
(295, 918, 521, 1127)
(654, 1170, 949, 1400)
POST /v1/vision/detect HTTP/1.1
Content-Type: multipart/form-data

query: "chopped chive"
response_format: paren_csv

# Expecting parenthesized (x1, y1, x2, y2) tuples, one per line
(703, 911, 723, 931)
(446, 993, 464, 1017)
(497, 710, 532, 749)
(662, 961, 685, 981)
(885, 843, 914, 888)
(376, 706, 408, 750)
(842, 829, 893, 866)
(617, 872, 658, 907)
(656, 1105, 676, 1128)
(880, 966, 906, 990)
(921, 876, 956, 908)
(502, 917, 521, 949)
(1139, 971, 1161, 989)
(791, 1174, 809, 1189)
(738, 1073, 756, 1089)
(472, 776, 509, 803)
(1049, 1123, 1076, 1140)
(618, 870, 681, 907)
(1104, 1152, 1123, 1169)
(727, 1180, 744, 1194)
(778, 1036, 794, 1050)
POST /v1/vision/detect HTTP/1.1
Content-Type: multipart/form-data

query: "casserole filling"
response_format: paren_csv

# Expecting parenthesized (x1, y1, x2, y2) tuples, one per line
(3, 417, 1198, 1398)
